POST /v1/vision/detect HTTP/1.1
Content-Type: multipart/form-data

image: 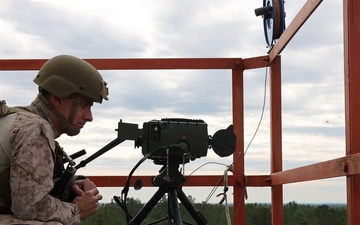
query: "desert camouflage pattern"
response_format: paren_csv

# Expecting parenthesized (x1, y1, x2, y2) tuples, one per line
(0, 214, 63, 224)
(0, 96, 80, 225)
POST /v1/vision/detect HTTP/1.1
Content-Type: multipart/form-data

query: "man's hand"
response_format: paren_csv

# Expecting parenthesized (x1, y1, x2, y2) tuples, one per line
(72, 187, 103, 219)
(73, 179, 96, 196)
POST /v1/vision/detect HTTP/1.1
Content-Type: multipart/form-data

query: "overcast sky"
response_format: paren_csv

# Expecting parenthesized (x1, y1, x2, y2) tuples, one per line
(0, 0, 346, 206)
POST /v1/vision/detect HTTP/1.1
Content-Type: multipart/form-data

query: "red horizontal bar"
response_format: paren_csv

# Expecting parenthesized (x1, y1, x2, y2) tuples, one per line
(0, 58, 244, 71)
(0, 59, 47, 70)
(86, 58, 243, 70)
(87, 175, 270, 187)
(270, 152, 360, 185)
(0, 57, 272, 71)
(242, 56, 270, 70)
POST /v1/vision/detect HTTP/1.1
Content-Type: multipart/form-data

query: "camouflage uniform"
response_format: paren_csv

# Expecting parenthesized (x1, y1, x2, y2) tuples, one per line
(0, 96, 80, 225)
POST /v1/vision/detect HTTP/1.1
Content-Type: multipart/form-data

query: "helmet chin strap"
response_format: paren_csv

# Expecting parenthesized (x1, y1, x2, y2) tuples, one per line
(66, 94, 82, 135)
(40, 94, 81, 136)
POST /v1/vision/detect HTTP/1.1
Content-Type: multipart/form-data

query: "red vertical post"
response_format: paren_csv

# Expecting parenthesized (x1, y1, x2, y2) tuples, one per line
(344, 0, 360, 224)
(270, 56, 284, 225)
(232, 68, 245, 225)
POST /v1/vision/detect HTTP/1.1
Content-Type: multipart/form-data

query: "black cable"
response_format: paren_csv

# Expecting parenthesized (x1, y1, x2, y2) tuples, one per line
(233, 66, 269, 215)
(193, 66, 269, 213)
(244, 66, 268, 156)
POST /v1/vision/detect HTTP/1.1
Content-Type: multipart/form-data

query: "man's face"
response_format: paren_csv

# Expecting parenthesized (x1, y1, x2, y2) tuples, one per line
(57, 95, 94, 134)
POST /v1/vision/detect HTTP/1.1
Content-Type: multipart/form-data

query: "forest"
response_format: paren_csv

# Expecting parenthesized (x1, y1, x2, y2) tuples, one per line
(80, 197, 346, 225)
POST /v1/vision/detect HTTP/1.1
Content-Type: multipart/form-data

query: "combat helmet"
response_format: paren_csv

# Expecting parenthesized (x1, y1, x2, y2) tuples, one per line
(33, 55, 108, 103)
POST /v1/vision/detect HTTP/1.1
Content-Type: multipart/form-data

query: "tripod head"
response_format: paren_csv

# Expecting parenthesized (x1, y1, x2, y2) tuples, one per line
(152, 151, 188, 187)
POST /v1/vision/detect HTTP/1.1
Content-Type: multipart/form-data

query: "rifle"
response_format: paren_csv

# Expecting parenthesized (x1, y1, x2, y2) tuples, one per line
(49, 150, 86, 199)
(49, 138, 126, 201)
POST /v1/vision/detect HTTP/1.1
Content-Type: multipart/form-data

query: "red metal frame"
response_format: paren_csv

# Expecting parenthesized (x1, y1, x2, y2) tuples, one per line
(1, 0, 359, 224)
(344, 0, 360, 224)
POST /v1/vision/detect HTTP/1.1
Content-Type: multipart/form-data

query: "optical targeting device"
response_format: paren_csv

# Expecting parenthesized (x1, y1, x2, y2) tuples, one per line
(117, 118, 236, 164)
(56, 118, 236, 225)
(114, 118, 236, 224)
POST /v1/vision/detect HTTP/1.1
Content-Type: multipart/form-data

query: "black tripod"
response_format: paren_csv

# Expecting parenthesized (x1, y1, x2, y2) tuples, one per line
(127, 156, 208, 225)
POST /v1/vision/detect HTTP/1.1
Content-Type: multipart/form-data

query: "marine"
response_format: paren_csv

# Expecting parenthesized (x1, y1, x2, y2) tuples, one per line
(0, 55, 109, 224)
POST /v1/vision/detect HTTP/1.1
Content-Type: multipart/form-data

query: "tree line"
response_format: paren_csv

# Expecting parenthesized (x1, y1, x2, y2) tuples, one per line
(80, 197, 346, 225)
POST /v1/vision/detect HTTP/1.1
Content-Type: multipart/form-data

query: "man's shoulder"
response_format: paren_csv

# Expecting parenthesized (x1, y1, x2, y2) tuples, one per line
(12, 111, 52, 134)
(16, 110, 43, 120)
(10, 112, 56, 151)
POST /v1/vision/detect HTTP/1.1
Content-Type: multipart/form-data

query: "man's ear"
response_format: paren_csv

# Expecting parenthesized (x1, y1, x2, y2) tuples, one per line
(49, 95, 62, 108)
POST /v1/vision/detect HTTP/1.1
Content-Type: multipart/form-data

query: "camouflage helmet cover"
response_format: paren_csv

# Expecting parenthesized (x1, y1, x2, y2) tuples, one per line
(33, 55, 109, 103)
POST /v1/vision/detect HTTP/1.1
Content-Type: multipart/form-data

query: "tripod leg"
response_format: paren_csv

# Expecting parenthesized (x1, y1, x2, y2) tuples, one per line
(168, 188, 183, 225)
(177, 188, 208, 225)
(130, 187, 166, 225)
